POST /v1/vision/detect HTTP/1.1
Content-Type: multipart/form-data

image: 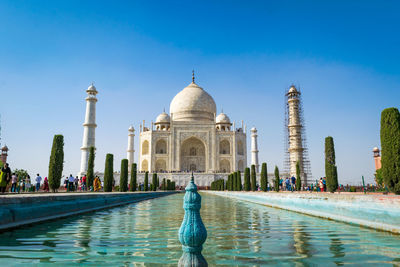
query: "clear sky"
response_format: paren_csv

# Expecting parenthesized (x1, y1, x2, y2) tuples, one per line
(1, 0, 399, 184)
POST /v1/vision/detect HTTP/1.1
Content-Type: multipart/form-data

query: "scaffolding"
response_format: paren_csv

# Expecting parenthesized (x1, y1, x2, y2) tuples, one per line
(284, 86, 313, 185)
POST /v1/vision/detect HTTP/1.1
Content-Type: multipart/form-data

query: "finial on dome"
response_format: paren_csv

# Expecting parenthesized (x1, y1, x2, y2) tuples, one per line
(221, 108, 224, 113)
(163, 107, 165, 113)
(192, 70, 195, 83)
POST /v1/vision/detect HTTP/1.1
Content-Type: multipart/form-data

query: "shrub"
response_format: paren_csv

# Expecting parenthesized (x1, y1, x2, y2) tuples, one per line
(274, 166, 280, 192)
(144, 172, 149, 191)
(129, 163, 137, 192)
(237, 171, 242, 191)
(103, 154, 114, 192)
(325, 136, 338, 193)
(152, 173, 157, 191)
(380, 108, 400, 194)
(119, 159, 128, 192)
(244, 167, 251, 191)
(87, 146, 95, 189)
(260, 162, 267, 192)
(48, 135, 64, 192)
(251, 165, 256, 191)
(296, 161, 302, 191)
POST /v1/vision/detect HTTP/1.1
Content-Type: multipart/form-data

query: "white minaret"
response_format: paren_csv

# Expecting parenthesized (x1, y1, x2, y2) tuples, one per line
(79, 83, 98, 177)
(251, 127, 259, 173)
(127, 126, 135, 169)
(287, 85, 304, 179)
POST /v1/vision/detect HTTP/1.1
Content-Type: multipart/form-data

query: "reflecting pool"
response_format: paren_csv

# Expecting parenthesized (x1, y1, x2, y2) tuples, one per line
(0, 193, 399, 266)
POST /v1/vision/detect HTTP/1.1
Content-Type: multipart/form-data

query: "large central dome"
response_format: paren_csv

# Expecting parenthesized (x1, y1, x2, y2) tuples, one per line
(170, 81, 216, 122)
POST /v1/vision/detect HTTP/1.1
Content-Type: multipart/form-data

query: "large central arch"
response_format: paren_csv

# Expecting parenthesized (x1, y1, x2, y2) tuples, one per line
(180, 137, 206, 172)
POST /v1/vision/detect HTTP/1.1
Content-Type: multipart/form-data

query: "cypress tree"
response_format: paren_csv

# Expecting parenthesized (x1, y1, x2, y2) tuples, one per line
(120, 159, 128, 192)
(144, 172, 149, 191)
(152, 173, 157, 191)
(48, 135, 64, 192)
(129, 163, 137, 192)
(244, 167, 251, 191)
(104, 154, 114, 192)
(260, 162, 268, 192)
(296, 161, 302, 191)
(86, 146, 95, 189)
(163, 178, 166, 190)
(167, 179, 171, 190)
(274, 166, 280, 192)
(325, 136, 338, 193)
(237, 171, 242, 191)
(380, 108, 400, 194)
(251, 165, 257, 191)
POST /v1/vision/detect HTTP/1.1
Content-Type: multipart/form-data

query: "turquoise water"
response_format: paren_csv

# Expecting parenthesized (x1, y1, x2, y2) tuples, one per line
(0, 193, 399, 266)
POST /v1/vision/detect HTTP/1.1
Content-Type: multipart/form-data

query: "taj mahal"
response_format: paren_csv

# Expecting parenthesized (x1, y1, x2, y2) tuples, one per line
(137, 74, 249, 175)
(78, 72, 308, 187)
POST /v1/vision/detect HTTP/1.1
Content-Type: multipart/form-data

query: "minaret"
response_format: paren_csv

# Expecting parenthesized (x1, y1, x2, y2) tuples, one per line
(251, 127, 259, 173)
(127, 126, 135, 169)
(79, 83, 98, 177)
(287, 85, 304, 179)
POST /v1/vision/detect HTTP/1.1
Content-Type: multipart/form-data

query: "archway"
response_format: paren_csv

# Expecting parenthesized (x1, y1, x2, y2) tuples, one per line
(156, 139, 167, 154)
(220, 159, 230, 173)
(141, 159, 148, 172)
(142, 140, 149, 155)
(238, 160, 244, 172)
(155, 159, 166, 172)
(237, 141, 244, 155)
(219, 140, 230, 154)
(180, 137, 206, 172)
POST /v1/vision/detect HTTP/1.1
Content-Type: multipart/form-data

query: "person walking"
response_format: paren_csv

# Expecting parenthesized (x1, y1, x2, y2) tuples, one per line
(74, 176, 79, 191)
(35, 174, 42, 192)
(93, 176, 101, 192)
(43, 177, 49, 192)
(0, 163, 11, 193)
(291, 176, 296, 192)
(82, 175, 87, 191)
(319, 178, 324, 192)
(68, 175, 75, 191)
(11, 173, 18, 193)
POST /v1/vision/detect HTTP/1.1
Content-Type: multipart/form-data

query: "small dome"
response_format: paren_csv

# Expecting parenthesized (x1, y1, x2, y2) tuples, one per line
(155, 112, 171, 124)
(1, 145, 8, 151)
(170, 82, 216, 122)
(216, 113, 231, 124)
(86, 83, 98, 94)
(128, 125, 135, 132)
(288, 85, 298, 93)
(251, 127, 257, 132)
(373, 147, 380, 152)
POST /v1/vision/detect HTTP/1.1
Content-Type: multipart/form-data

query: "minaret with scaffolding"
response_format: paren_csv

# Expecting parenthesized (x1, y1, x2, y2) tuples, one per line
(284, 85, 312, 185)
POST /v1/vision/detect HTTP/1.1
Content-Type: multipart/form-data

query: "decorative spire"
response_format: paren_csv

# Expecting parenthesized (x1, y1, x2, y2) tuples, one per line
(192, 70, 195, 83)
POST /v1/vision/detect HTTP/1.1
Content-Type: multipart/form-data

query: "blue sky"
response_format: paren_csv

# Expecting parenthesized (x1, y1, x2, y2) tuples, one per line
(1, 0, 399, 184)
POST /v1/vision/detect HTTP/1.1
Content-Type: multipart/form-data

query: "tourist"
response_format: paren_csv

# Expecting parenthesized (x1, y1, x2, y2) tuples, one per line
(35, 174, 42, 192)
(0, 163, 12, 193)
(82, 175, 87, 191)
(43, 177, 49, 192)
(94, 176, 101, 191)
(323, 177, 327, 192)
(64, 176, 68, 190)
(319, 178, 324, 192)
(291, 176, 296, 192)
(68, 174, 75, 191)
(285, 177, 290, 191)
(74, 176, 79, 191)
(20, 179, 25, 193)
(11, 173, 18, 193)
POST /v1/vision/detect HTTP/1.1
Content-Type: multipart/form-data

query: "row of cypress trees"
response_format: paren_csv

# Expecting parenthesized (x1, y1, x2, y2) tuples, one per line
(211, 179, 225, 190)
(226, 171, 242, 191)
(160, 178, 175, 190)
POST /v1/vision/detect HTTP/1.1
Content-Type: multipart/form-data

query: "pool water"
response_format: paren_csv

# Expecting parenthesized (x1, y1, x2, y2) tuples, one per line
(0, 193, 399, 266)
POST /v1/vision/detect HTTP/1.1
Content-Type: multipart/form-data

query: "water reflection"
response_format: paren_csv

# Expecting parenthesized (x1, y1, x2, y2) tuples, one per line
(0, 193, 399, 266)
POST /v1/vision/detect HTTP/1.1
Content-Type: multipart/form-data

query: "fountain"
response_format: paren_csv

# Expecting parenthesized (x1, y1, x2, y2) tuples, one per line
(178, 173, 208, 267)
